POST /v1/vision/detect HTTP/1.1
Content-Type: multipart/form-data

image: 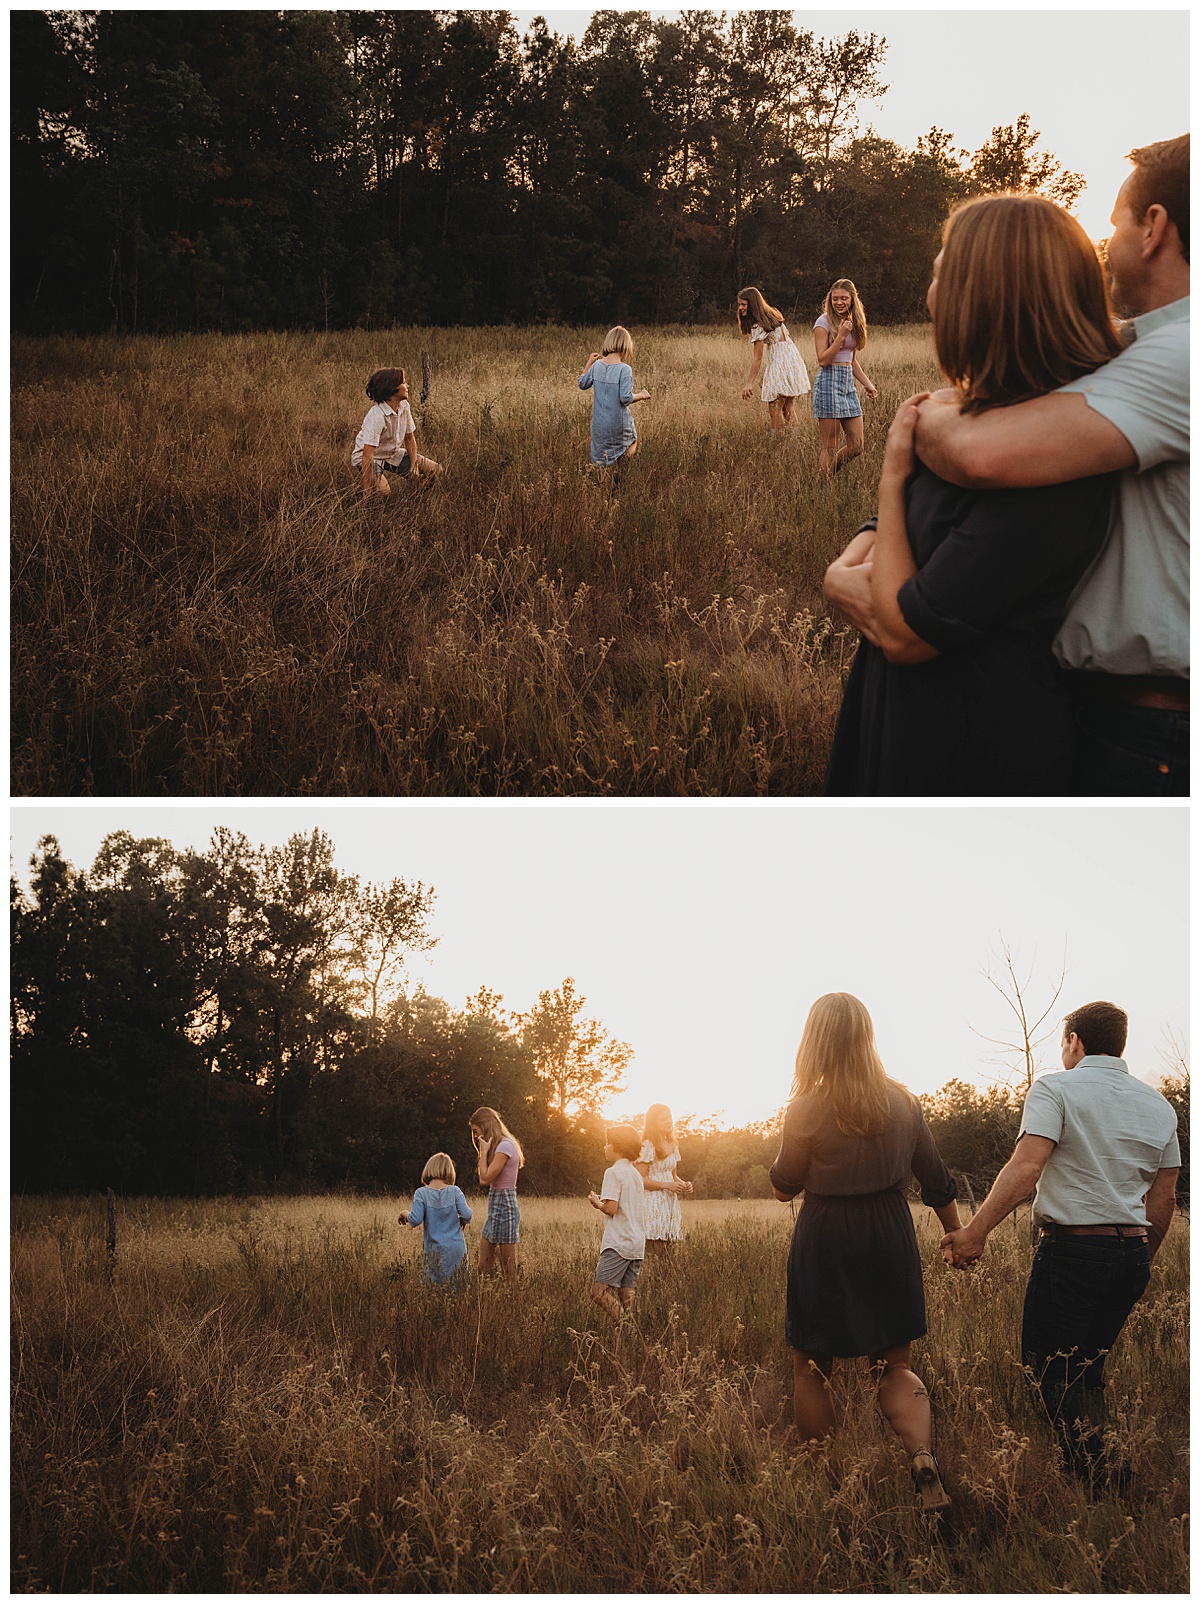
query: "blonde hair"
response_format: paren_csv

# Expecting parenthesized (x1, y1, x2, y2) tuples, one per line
(934, 193, 1121, 413)
(601, 325, 633, 358)
(642, 1103, 676, 1160)
(791, 992, 890, 1138)
(421, 1151, 456, 1185)
(468, 1106, 525, 1169)
(605, 1123, 642, 1162)
(822, 279, 868, 351)
(736, 286, 784, 336)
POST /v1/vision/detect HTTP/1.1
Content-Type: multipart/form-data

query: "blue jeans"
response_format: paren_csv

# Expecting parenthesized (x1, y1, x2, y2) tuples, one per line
(1074, 701, 1189, 796)
(1020, 1232, 1150, 1479)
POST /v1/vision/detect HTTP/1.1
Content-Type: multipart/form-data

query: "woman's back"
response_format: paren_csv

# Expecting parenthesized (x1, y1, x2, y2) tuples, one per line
(770, 1081, 948, 1200)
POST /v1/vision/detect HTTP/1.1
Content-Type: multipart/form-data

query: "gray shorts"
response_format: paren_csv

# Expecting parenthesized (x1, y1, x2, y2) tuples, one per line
(595, 1248, 642, 1289)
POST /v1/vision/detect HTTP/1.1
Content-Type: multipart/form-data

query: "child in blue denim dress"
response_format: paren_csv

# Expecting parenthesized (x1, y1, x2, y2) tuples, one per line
(398, 1152, 472, 1283)
(578, 326, 650, 468)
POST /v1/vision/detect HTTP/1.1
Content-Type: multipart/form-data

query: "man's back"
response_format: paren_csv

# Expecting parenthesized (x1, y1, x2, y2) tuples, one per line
(1053, 297, 1190, 678)
(1020, 1055, 1180, 1226)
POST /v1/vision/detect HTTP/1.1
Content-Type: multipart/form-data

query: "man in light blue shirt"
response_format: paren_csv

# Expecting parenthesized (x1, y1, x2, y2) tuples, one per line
(941, 1001, 1179, 1489)
(828, 135, 1190, 793)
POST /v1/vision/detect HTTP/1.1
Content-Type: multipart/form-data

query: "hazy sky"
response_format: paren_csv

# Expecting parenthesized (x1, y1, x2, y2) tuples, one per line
(13, 803, 1188, 1127)
(511, 8, 1190, 243)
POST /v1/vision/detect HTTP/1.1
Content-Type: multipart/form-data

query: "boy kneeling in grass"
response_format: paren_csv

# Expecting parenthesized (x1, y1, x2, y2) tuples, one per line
(587, 1124, 646, 1321)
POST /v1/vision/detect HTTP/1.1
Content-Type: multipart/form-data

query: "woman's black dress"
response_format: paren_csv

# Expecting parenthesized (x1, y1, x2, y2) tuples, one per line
(769, 1082, 957, 1357)
(824, 466, 1114, 796)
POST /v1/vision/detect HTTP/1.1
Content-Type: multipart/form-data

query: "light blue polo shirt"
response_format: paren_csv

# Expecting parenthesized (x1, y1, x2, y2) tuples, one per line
(1053, 296, 1189, 678)
(1020, 1055, 1180, 1227)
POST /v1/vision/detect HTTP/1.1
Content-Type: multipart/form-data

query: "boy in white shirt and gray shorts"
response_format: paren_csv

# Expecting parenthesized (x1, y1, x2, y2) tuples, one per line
(587, 1124, 647, 1321)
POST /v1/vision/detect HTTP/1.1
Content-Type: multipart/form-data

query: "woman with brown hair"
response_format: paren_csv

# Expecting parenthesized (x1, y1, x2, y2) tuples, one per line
(823, 193, 1121, 795)
(770, 993, 962, 1510)
(737, 286, 811, 429)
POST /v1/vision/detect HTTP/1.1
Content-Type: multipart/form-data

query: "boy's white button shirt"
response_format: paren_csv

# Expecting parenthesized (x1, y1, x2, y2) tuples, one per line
(599, 1157, 647, 1259)
(351, 398, 415, 467)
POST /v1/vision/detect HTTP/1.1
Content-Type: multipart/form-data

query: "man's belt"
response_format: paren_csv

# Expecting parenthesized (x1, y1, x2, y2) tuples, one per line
(1066, 672, 1189, 711)
(1040, 1223, 1148, 1238)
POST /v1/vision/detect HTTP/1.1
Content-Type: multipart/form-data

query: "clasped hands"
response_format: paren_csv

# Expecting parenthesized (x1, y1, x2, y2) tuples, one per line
(940, 1223, 986, 1271)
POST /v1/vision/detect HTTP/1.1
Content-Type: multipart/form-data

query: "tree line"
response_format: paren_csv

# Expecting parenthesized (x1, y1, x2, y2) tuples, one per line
(14, 9, 1084, 334)
(14, 829, 1186, 1204)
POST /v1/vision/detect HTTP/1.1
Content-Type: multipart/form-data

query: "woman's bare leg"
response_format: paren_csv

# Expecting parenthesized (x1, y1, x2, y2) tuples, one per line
(478, 1238, 497, 1275)
(767, 398, 788, 430)
(495, 1243, 518, 1283)
(833, 418, 865, 473)
(792, 1348, 836, 1440)
(817, 418, 842, 476)
(781, 396, 796, 424)
(871, 1343, 933, 1454)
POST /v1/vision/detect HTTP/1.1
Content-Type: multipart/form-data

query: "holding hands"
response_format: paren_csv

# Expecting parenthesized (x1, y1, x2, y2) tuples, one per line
(940, 1221, 986, 1270)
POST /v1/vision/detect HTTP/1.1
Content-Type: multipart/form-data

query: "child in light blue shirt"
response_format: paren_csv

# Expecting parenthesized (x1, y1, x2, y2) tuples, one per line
(578, 326, 650, 467)
(399, 1152, 472, 1283)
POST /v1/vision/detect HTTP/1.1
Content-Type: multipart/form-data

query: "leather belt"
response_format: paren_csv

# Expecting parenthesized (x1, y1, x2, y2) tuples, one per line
(1040, 1223, 1148, 1239)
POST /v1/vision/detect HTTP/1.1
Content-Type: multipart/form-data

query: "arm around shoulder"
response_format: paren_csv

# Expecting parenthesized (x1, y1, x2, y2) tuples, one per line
(915, 391, 1136, 489)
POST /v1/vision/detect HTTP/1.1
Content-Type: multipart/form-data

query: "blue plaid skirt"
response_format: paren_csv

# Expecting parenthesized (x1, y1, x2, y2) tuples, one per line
(812, 362, 862, 420)
(482, 1189, 520, 1245)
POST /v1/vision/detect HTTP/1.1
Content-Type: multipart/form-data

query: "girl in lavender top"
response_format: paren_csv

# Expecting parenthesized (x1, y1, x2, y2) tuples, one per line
(470, 1105, 524, 1282)
(813, 279, 878, 476)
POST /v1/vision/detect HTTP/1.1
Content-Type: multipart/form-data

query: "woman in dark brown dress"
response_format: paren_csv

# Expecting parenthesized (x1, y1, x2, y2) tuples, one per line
(769, 992, 962, 1509)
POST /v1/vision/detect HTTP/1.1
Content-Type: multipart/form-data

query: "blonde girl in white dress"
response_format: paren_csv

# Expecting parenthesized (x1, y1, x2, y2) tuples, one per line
(737, 286, 811, 430)
(635, 1104, 693, 1256)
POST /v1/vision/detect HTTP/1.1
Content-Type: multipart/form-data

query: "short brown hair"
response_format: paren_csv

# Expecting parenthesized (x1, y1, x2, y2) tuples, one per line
(1125, 134, 1189, 260)
(605, 1123, 642, 1162)
(366, 366, 405, 403)
(1062, 1001, 1128, 1058)
(934, 193, 1122, 413)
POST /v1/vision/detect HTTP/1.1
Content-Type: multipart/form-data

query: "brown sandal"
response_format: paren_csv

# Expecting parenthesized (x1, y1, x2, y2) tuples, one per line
(911, 1449, 951, 1511)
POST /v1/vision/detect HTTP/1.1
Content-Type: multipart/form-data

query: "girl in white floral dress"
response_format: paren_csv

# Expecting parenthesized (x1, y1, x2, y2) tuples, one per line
(635, 1104, 693, 1256)
(737, 285, 811, 430)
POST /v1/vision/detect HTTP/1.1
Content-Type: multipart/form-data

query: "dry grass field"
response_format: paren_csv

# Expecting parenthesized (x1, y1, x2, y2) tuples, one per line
(10, 1193, 1188, 1592)
(11, 325, 943, 796)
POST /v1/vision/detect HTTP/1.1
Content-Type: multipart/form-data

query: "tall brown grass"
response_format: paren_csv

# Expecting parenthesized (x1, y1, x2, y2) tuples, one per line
(11, 1194, 1188, 1591)
(11, 326, 942, 796)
